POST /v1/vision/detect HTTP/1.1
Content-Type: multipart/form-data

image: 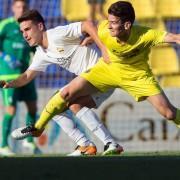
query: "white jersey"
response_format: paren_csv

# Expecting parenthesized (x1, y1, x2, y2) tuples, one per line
(28, 22, 100, 75)
(29, 22, 113, 107)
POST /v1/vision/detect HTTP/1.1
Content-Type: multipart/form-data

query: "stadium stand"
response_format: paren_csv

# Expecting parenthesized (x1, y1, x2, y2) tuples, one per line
(156, 0, 180, 18)
(131, 0, 156, 20)
(137, 18, 167, 35)
(160, 74, 180, 87)
(149, 46, 179, 76)
(61, 0, 89, 21)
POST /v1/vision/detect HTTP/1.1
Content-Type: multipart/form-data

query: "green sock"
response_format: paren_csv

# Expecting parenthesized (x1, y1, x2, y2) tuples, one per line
(26, 113, 36, 143)
(1, 113, 13, 147)
(174, 109, 180, 125)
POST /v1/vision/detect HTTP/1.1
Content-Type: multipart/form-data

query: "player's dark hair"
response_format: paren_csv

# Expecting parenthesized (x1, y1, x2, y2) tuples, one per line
(18, 9, 46, 29)
(108, 1, 135, 24)
(13, 0, 27, 4)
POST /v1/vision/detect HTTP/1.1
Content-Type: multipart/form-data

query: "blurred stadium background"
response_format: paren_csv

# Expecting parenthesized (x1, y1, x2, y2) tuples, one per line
(0, 0, 180, 155)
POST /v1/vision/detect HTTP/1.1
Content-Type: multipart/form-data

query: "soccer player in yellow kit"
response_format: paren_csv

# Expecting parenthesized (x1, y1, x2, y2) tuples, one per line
(10, 1, 180, 143)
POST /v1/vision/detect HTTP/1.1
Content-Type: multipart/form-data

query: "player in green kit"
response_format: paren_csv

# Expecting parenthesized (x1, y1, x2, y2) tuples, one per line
(0, 0, 38, 155)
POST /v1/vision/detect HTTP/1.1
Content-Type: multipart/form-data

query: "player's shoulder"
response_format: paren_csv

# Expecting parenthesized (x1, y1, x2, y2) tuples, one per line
(133, 24, 164, 36)
(49, 22, 81, 32)
(132, 25, 151, 34)
(0, 17, 15, 29)
(47, 23, 76, 36)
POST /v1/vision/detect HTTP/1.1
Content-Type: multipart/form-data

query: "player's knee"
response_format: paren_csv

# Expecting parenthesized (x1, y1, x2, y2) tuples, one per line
(60, 87, 72, 101)
(6, 106, 16, 115)
(164, 110, 176, 120)
(69, 104, 82, 114)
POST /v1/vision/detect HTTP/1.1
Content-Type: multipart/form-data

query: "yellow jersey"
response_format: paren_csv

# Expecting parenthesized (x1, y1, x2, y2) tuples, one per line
(81, 21, 167, 101)
(98, 20, 167, 72)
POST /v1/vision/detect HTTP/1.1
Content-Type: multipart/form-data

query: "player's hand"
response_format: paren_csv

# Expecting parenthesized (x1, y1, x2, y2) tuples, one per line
(0, 80, 6, 88)
(0, 80, 10, 88)
(101, 47, 111, 64)
(80, 36, 94, 46)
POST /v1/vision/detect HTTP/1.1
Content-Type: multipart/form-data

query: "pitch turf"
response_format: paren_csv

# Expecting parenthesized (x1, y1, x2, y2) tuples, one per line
(1, 152, 180, 180)
(1, 151, 180, 158)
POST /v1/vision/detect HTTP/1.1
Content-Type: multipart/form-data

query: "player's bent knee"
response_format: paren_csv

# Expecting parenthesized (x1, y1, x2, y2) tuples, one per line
(60, 87, 71, 101)
(69, 104, 82, 114)
(164, 110, 176, 120)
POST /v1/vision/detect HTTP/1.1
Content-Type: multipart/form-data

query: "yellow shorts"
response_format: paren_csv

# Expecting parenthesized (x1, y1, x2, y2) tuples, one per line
(80, 59, 162, 102)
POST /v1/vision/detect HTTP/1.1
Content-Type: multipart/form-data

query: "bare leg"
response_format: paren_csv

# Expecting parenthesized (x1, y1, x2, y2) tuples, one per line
(61, 76, 98, 102)
(147, 91, 177, 120)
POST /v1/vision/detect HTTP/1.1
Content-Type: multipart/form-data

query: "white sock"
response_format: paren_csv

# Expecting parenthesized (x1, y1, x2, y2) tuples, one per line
(53, 113, 90, 146)
(76, 107, 115, 145)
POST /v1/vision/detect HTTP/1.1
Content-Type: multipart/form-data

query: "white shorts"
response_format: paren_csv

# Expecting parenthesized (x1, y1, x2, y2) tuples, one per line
(91, 89, 114, 108)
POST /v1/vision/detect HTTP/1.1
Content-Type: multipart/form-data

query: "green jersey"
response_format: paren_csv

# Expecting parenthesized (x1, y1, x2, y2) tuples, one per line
(0, 17, 34, 80)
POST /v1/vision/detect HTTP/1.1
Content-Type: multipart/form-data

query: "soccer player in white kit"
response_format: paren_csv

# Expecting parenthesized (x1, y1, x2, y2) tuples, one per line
(2, 10, 123, 155)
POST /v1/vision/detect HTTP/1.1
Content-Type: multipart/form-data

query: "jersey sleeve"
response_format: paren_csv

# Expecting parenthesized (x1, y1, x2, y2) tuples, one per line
(145, 29, 167, 46)
(0, 20, 6, 36)
(51, 22, 82, 39)
(28, 49, 50, 72)
(0, 20, 6, 51)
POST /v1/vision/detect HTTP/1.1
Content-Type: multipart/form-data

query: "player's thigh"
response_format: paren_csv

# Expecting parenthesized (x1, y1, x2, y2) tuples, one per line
(1, 88, 16, 106)
(69, 95, 96, 113)
(121, 75, 162, 102)
(63, 76, 98, 101)
(80, 60, 117, 93)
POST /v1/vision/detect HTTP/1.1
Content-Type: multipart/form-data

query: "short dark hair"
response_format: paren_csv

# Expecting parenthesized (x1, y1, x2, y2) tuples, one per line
(108, 1, 135, 24)
(13, 0, 26, 4)
(18, 9, 45, 28)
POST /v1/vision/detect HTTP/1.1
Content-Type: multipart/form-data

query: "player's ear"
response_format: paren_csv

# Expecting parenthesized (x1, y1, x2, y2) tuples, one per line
(124, 21, 131, 30)
(38, 22, 44, 31)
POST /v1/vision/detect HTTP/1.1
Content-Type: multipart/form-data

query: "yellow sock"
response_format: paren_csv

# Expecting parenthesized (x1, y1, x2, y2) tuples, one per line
(174, 109, 180, 127)
(35, 91, 67, 130)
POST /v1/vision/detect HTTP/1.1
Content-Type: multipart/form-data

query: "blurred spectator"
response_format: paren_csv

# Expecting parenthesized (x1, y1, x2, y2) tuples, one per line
(0, 0, 38, 156)
(87, 0, 107, 22)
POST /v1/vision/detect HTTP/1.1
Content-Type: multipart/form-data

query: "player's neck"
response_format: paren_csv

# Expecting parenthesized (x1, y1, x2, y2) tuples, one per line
(41, 31, 48, 49)
(116, 30, 131, 44)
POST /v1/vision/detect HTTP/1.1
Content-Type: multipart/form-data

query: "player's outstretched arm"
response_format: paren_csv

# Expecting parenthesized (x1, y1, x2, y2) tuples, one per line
(164, 33, 180, 44)
(81, 20, 111, 64)
(0, 69, 39, 88)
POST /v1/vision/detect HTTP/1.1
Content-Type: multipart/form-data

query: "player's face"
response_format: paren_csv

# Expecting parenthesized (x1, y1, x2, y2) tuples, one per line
(12, 1, 27, 19)
(108, 14, 129, 38)
(20, 20, 44, 46)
